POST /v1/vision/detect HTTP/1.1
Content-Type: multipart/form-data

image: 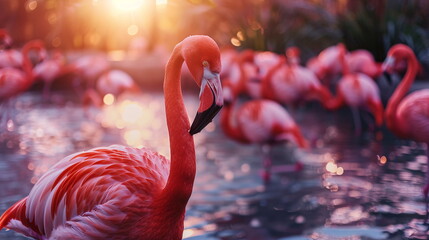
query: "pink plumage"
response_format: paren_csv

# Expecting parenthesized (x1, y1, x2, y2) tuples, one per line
(0, 35, 224, 240)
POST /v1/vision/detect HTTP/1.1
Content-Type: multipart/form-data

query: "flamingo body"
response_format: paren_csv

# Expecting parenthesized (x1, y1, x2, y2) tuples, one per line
(237, 100, 301, 144)
(266, 64, 330, 105)
(96, 70, 136, 96)
(337, 73, 381, 108)
(347, 49, 381, 79)
(1, 145, 169, 239)
(394, 89, 429, 141)
(0, 35, 224, 239)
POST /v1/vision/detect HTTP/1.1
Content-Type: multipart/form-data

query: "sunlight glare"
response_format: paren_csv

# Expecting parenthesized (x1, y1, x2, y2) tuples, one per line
(110, 0, 144, 12)
(156, 0, 168, 5)
(103, 94, 115, 105)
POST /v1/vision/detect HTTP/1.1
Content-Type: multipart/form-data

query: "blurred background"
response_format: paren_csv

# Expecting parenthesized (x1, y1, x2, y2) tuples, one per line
(1, 1, 429, 239)
(1, 0, 428, 84)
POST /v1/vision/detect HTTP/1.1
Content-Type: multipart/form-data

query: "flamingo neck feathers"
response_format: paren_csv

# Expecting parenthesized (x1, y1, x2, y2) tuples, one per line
(151, 43, 196, 232)
(385, 50, 419, 137)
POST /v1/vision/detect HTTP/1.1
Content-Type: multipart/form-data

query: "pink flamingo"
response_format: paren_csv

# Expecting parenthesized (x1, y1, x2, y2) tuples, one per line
(71, 54, 110, 91)
(261, 48, 332, 109)
(221, 80, 307, 182)
(306, 44, 343, 85)
(346, 49, 382, 79)
(0, 35, 223, 239)
(382, 44, 429, 215)
(96, 69, 140, 97)
(326, 44, 383, 135)
(0, 40, 45, 126)
(33, 50, 75, 100)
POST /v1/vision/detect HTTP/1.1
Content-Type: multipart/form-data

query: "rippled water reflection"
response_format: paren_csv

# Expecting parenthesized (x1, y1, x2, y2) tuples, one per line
(0, 92, 428, 239)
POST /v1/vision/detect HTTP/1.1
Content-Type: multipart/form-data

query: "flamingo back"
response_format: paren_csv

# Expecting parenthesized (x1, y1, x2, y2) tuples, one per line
(397, 89, 429, 143)
(96, 70, 135, 96)
(238, 100, 296, 143)
(33, 60, 63, 83)
(338, 73, 381, 107)
(1, 145, 169, 239)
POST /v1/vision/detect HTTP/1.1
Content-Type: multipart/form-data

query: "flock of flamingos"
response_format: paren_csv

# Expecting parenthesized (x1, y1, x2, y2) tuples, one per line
(0, 27, 428, 239)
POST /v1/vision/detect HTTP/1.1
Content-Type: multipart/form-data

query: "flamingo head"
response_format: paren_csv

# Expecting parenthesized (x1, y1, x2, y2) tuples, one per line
(181, 35, 223, 135)
(382, 44, 415, 73)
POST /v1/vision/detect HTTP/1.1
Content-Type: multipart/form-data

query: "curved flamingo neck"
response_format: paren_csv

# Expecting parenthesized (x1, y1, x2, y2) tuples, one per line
(154, 43, 196, 220)
(21, 41, 40, 82)
(261, 57, 285, 100)
(385, 50, 419, 136)
(220, 102, 248, 143)
(339, 45, 350, 76)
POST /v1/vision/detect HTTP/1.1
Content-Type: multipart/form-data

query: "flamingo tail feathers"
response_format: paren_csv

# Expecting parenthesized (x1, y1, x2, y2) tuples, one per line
(0, 197, 27, 230)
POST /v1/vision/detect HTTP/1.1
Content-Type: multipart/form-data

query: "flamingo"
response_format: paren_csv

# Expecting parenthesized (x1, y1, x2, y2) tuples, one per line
(325, 44, 383, 135)
(306, 44, 343, 85)
(221, 80, 307, 182)
(0, 40, 45, 126)
(82, 69, 140, 111)
(0, 35, 223, 239)
(33, 50, 75, 100)
(347, 49, 382, 79)
(261, 48, 332, 109)
(71, 54, 110, 91)
(382, 44, 429, 215)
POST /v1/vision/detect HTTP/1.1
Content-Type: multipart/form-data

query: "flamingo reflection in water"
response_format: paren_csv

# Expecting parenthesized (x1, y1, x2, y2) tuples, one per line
(0, 35, 223, 240)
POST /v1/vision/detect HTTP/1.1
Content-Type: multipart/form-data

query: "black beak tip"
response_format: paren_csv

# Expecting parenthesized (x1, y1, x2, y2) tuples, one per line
(189, 104, 223, 135)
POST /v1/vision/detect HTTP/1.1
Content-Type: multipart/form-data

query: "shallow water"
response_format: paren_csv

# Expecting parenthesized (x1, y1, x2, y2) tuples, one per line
(0, 92, 428, 240)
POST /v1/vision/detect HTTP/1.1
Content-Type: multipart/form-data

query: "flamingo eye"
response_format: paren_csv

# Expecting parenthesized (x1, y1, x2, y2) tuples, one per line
(202, 61, 209, 67)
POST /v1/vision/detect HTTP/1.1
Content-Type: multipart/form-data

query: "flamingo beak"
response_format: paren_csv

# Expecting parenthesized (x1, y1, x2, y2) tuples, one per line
(189, 69, 223, 135)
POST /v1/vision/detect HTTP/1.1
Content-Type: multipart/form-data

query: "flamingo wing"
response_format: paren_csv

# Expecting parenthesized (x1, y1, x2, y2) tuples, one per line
(0, 145, 169, 239)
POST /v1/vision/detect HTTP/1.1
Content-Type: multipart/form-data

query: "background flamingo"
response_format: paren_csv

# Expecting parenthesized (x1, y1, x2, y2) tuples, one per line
(261, 48, 332, 109)
(221, 80, 307, 183)
(33, 50, 75, 100)
(0, 35, 223, 239)
(326, 44, 383, 135)
(0, 40, 45, 127)
(382, 44, 429, 217)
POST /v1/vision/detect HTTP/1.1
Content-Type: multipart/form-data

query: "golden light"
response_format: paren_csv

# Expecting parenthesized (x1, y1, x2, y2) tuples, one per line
(127, 24, 139, 36)
(123, 129, 143, 147)
(26, 0, 38, 12)
(103, 94, 115, 105)
(119, 100, 144, 124)
(378, 155, 387, 165)
(336, 167, 344, 175)
(326, 161, 337, 173)
(236, 31, 244, 41)
(230, 37, 241, 47)
(156, 0, 168, 5)
(110, 0, 144, 12)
